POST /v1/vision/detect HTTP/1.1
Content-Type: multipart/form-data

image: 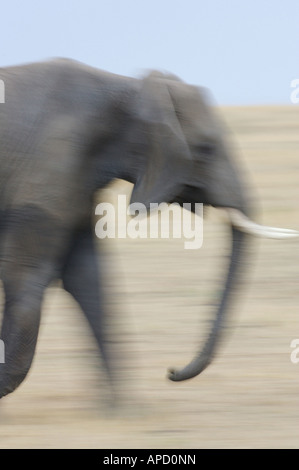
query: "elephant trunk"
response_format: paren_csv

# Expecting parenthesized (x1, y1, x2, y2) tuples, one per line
(168, 225, 245, 382)
(168, 207, 299, 382)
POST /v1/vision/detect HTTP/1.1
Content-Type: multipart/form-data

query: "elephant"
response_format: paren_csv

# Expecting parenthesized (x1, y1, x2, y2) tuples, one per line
(0, 58, 297, 399)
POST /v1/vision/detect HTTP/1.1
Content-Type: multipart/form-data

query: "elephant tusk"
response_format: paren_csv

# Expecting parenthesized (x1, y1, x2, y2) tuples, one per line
(226, 209, 299, 239)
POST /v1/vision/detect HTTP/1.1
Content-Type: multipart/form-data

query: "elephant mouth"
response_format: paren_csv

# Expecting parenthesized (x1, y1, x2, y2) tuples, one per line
(224, 208, 299, 239)
(176, 184, 299, 239)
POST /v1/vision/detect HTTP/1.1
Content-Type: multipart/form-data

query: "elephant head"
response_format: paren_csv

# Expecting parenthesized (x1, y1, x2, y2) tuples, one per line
(127, 71, 298, 381)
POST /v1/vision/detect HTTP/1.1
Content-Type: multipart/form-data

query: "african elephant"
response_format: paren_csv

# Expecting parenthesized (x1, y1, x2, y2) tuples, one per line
(0, 58, 297, 399)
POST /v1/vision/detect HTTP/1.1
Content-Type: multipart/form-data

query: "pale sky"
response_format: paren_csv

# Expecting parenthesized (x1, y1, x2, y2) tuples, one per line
(1, 0, 298, 104)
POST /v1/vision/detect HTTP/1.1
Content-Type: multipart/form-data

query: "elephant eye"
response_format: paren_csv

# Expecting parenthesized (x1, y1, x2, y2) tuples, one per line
(196, 143, 215, 160)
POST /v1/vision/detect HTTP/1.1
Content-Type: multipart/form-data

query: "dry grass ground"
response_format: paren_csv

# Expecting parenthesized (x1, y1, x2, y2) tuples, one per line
(0, 105, 298, 448)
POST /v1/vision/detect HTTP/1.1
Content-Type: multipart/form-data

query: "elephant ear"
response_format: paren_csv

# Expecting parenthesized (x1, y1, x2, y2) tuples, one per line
(129, 72, 192, 208)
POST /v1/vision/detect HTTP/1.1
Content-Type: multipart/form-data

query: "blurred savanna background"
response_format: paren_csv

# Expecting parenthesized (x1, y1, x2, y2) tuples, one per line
(0, 0, 298, 449)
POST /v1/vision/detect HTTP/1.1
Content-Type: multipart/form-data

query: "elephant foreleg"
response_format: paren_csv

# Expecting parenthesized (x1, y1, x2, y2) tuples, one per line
(0, 265, 54, 397)
(61, 227, 112, 384)
(0, 206, 69, 398)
